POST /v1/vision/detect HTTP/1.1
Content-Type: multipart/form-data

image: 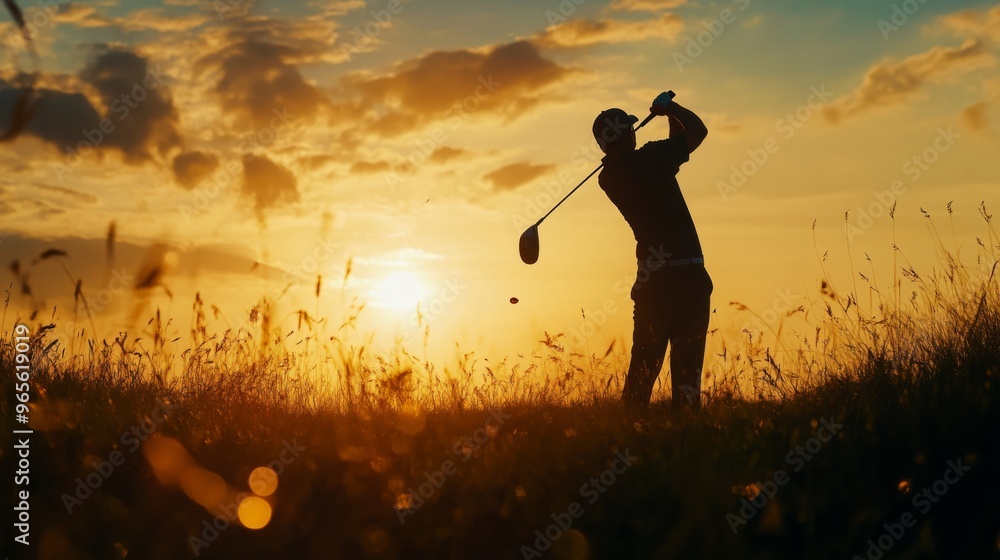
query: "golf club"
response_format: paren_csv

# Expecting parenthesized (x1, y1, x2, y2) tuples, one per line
(519, 91, 675, 265)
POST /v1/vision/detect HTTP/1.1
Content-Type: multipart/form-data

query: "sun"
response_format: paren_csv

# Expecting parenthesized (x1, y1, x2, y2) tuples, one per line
(370, 270, 427, 311)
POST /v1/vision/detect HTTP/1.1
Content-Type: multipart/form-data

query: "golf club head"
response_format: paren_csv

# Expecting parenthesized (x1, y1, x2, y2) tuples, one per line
(519, 225, 539, 265)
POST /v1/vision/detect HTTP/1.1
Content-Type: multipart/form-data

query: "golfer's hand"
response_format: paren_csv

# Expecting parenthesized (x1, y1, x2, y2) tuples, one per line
(650, 91, 674, 116)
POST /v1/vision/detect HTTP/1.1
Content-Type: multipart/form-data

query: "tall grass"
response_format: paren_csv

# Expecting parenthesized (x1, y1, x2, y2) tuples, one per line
(2, 206, 997, 416)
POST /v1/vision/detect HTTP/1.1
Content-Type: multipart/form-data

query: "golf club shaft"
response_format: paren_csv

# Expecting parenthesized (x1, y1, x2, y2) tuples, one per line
(534, 112, 656, 227)
(534, 163, 603, 226)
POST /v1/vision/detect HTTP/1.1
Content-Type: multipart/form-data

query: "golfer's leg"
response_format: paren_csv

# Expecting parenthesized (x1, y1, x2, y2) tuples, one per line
(668, 330, 708, 410)
(668, 271, 712, 410)
(623, 298, 669, 409)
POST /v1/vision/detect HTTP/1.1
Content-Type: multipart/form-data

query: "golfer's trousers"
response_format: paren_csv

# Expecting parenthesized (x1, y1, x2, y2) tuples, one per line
(622, 263, 713, 409)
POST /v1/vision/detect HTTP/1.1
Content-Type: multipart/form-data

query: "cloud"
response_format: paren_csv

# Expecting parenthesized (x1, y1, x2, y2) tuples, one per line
(350, 40, 571, 137)
(0, 182, 96, 221)
(119, 9, 210, 32)
(608, 0, 685, 12)
(939, 5, 1000, 43)
(196, 16, 338, 130)
(78, 47, 183, 162)
(0, 233, 288, 308)
(314, 0, 367, 18)
(0, 46, 182, 162)
(51, 4, 209, 32)
(484, 162, 554, 191)
(0, 186, 66, 219)
(824, 40, 993, 123)
(172, 151, 219, 188)
(534, 13, 683, 48)
(0, 83, 103, 148)
(350, 160, 393, 174)
(961, 79, 1000, 133)
(34, 184, 99, 205)
(429, 146, 468, 164)
(241, 155, 299, 215)
(961, 101, 991, 133)
(297, 154, 336, 171)
(51, 4, 113, 28)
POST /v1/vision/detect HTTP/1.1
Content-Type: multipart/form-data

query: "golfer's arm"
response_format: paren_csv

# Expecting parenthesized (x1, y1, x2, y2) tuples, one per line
(665, 102, 708, 152)
(668, 114, 684, 139)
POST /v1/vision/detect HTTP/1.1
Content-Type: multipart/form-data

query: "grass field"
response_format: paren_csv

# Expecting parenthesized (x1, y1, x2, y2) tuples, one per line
(2, 221, 999, 560)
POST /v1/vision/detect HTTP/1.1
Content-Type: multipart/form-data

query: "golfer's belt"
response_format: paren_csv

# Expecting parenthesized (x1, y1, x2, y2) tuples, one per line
(638, 257, 705, 267)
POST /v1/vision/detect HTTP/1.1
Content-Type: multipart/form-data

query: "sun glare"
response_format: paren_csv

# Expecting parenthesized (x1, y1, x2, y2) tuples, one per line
(370, 270, 427, 311)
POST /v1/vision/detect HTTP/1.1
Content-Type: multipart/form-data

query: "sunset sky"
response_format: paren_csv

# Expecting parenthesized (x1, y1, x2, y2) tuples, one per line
(1, 0, 997, 367)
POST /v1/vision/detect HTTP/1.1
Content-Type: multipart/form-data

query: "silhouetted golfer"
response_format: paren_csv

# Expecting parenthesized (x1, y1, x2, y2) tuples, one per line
(593, 93, 712, 411)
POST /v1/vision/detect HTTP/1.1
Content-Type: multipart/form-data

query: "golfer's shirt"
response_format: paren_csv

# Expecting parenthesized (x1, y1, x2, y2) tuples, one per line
(598, 136, 704, 263)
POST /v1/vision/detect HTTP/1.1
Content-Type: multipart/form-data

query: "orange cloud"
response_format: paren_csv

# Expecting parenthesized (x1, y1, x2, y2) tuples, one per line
(0, 46, 182, 163)
(429, 147, 468, 164)
(51, 4, 209, 32)
(824, 40, 993, 123)
(172, 151, 219, 189)
(534, 13, 683, 48)
(961, 101, 991, 133)
(939, 5, 1000, 43)
(242, 155, 299, 216)
(78, 47, 182, 163)
(484, 162, 555, 191)
(350, 160, 393, 174)
(608, 0, 686, 12)
(196, 16, 339, 130)
(350, 40, 571, 137)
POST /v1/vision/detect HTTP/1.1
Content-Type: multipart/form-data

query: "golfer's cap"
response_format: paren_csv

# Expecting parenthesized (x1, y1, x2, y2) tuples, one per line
(593, 108, 638, 148)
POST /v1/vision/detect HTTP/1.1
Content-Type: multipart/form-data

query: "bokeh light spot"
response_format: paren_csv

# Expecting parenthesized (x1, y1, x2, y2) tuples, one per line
(249, 467, 278, 496)
(237, 496, 272, 530)
(143, 435, 192, 484)
(180, 466, 228, 507)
